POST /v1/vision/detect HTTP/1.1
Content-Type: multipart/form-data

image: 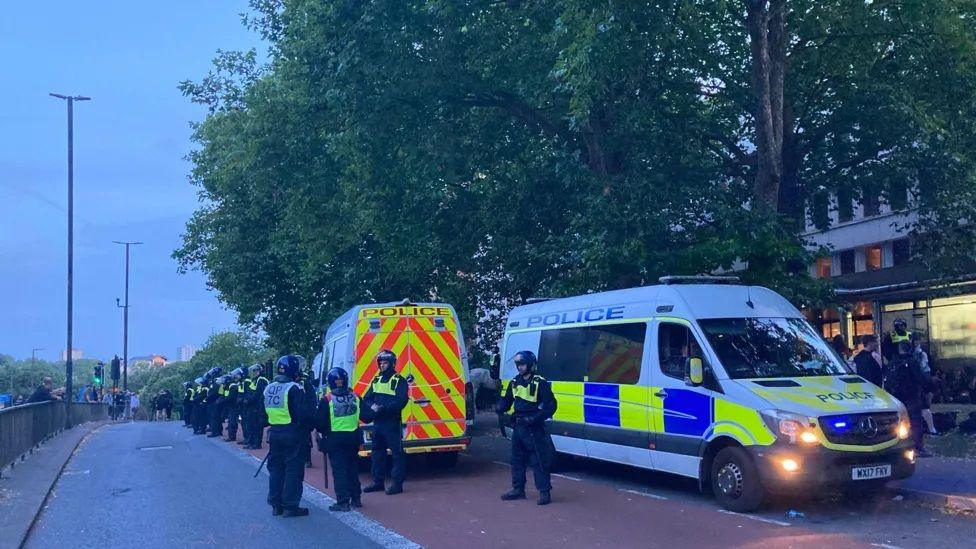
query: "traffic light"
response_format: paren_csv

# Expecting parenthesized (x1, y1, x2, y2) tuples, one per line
(110, 356, 121, 381)
(94, 363, 104, 386)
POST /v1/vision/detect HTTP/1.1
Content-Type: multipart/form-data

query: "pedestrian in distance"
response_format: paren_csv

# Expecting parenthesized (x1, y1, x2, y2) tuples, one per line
(913, 336, 938, 435)
(853, 335, 884, 387)
(129, 392, 140, 421)
(497, 350, 558, 506)
(265, 355, 317, 518)
(884, 341, 935, 457)
(361, 349, 409, 496)
(315, 367, 363, 512)
(27, 377, 60, 403)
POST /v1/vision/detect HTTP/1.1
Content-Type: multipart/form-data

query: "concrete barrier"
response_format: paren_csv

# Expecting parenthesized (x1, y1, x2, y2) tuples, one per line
(0, 401, 108, 472)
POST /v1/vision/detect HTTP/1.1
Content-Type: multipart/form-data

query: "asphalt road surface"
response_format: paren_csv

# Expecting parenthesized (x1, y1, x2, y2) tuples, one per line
(24, 415, 975, 548)
(23, 421, 402, 549)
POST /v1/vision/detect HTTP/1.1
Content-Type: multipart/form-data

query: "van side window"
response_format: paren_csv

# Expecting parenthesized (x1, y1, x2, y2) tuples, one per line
(537, 323, 645, 384)
(503, 330, 542, 380)
(658, 323, 707, 381)
(330, 336, 347, 372)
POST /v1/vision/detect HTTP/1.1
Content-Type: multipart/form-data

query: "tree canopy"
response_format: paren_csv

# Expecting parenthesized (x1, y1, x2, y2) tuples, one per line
(177, 0, 976, 353)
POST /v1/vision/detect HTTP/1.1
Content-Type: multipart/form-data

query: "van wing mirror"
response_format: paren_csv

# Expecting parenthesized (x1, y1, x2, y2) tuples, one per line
(688, 358, 704, 386)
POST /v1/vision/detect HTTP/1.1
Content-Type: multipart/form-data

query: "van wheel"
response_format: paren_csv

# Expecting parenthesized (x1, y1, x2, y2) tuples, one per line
(711, 446, 765, 512)
(428, 451, 459, 469)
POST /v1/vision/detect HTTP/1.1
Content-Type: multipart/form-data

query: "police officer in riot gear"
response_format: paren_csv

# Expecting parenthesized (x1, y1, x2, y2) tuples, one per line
(243, 364, 269, 450)
(497, 350, 557, 505)
(182, 381, 194, 428)
(208, 375, 226, 437)
(264, 355, 316, 517)
(361, 349, 409, 495)
(224, 369, 244, 442)
(883, 317, 913, 361)
(192, 377, 209, 435)
(315, 367, 363, 512)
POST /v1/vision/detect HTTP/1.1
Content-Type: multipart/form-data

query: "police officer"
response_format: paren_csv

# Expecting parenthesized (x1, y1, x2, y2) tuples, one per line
(208, 375, 225, 438)
(192, 378, 209, 435)
(182, 382, 194, 428)
(883, 317, 913, 361)
(315, 367, 363, 512)
(497, 350, 557, 505)
(361, 349, 409, 495)
(224, 369, 243, 442)
(243, 364, 269, 450)
(265, 355, 316, 517)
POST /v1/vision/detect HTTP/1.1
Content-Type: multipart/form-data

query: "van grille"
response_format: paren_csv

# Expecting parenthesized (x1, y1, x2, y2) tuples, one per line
(819, 412, 899, 446)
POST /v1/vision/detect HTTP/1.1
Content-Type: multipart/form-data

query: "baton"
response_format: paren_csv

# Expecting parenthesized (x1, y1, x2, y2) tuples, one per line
(254, 451, 269, 478)
(322, 445, 329, 489)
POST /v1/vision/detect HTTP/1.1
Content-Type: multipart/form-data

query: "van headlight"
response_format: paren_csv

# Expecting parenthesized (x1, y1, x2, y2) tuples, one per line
(760, 410, 820, 445)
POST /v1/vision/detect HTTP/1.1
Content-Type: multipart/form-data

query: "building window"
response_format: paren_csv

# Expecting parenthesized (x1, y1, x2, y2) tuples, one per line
(892, 238, 911, 266)
(840, 250, 856, 275)
(837, 188, 854, 223)
(815, 256, 832, 278)
(865, 244, 882, 271)
(862, 188, 879, 217)
(889, 182, 909, 211)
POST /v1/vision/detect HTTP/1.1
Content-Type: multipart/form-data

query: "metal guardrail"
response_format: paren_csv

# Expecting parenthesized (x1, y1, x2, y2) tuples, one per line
(0, 401, 108, 473)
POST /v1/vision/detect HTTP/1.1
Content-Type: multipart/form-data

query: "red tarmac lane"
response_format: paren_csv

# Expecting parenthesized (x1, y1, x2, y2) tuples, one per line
(226, 427, 873, 549)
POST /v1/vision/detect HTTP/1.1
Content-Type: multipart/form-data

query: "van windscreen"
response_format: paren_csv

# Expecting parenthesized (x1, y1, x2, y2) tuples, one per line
(698, 318, 851, 379)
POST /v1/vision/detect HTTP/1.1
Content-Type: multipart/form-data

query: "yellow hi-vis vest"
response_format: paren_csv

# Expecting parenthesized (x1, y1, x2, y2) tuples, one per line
(512, 375, 543, 403)
(220, 385, 229, 397)
(329, 392, 359, 432)
(264, 381, 299, 425)
(891, 331, 913, 344)
(370, 374, 403, 396)
(247, 377, 269, 391)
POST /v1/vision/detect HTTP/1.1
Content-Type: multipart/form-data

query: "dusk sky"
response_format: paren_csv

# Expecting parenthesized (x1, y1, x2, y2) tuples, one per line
(0, 2, 265, 361)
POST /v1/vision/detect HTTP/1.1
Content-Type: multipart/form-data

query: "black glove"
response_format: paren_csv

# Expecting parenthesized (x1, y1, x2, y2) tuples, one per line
(515, 416, 531, 427)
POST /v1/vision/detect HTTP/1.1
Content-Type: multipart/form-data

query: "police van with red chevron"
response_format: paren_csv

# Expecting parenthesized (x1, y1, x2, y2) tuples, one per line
(501, 276, 916, 511)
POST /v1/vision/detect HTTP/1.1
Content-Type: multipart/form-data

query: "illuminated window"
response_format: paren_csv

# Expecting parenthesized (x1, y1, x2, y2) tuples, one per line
(815, 257, 832, 278)
(865, 244, 882, 271)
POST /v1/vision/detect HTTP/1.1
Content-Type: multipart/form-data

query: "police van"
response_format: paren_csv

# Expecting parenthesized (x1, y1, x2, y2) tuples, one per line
(501, 278, 915, 511)
(321, 300, 473, 467)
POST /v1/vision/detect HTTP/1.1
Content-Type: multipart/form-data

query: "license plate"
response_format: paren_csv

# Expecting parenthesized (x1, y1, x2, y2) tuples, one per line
(852, 464, 891, 480)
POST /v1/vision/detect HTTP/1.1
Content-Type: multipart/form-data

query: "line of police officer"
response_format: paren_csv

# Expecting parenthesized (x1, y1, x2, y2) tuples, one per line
(184, 347, 558, 517)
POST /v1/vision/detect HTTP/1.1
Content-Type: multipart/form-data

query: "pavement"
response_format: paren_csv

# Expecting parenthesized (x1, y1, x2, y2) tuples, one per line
(0, 420, 107, 549)
(21, 421, 411, 549)
(890, 455, 976, 512)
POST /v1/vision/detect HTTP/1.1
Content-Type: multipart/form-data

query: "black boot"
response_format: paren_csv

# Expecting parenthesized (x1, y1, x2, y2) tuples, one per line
(385, 484, 403, 495)
(329, 501, 351, 512)
(363, 482, 384, 493)
(282, 507, 309, 518)
(351, 497, 363, 508)
(272, 506, 283, 516)
(537, 491, 551, 506)
(500, 489, 526, 501)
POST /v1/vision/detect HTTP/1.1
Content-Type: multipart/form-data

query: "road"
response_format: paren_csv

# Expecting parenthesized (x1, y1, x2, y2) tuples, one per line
(24, 415, 975, 548)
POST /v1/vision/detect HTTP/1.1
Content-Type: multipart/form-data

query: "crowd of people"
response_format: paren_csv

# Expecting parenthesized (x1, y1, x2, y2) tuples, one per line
(183, 349, 556, 517)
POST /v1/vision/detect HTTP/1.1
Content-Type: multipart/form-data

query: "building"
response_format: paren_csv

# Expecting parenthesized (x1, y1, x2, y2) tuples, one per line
(178, 345, 198, 362)
(802, 191, 976, 378)
(129, 355, 169, 368)
(60, 348, 83, 361)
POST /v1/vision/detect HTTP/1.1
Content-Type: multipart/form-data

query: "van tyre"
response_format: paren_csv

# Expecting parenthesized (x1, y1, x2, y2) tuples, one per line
(711, 446, 765, 512)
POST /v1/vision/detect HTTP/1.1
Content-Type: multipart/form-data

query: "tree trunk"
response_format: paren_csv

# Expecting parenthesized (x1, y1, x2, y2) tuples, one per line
(745, 0, 787, 212)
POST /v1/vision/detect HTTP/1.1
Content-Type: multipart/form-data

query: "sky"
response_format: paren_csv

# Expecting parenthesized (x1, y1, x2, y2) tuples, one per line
(0, 2, 265, 362)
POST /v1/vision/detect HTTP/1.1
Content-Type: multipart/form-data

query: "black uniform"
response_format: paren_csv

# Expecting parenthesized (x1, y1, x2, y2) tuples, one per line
(362, 370, 409, 489)
(314, 388, 363, 507)
(244, 376, 270, 449)
(497, 374, 558, 494)
(265, 376, 315, 512)
(207, 383, 223, 437)
(183, 387, 194, 427)
(224, 380, 240, 441)
(885, 352, 934, 451)
(193, 385, 208, 434)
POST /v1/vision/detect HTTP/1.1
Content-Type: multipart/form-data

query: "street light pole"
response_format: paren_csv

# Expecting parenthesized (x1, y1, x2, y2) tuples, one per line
(114, 241, 142, 393)
(51, 93, 90, 428)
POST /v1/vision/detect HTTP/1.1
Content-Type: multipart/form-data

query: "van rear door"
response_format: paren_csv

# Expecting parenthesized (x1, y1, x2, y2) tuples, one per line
(401, 316, 467, 443)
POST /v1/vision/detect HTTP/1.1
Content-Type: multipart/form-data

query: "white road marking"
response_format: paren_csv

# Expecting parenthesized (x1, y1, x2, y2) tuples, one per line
(138, 445, 173, 451)
(619, 488, 668, 500)
(716, 509, 791, 527)
(552, 473, 582, 482)
(62, 469, 90, 475)
(492, 460, 510, 467)
(871, 544, 903, 549)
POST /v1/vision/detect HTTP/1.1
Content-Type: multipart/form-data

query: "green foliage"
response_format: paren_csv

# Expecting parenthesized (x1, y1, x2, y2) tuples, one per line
(0, 354, 106, 399)
(177, 1, 976, 354)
